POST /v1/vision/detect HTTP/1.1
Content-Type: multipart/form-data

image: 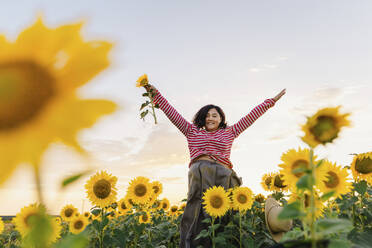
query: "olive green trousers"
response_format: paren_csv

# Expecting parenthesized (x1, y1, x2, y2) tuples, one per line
(179, 160, 242, 248)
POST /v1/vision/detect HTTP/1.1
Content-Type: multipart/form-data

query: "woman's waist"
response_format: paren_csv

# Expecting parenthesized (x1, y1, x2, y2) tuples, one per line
(192, 155, 232, 170)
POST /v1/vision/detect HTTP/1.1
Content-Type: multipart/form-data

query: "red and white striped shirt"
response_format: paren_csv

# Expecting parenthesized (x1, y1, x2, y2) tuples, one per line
(153, 89, 276, 169)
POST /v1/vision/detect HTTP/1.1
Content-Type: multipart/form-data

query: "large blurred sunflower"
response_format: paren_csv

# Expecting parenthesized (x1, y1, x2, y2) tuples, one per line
(60, 204, 78, 222)
(69, 215, 88, 234)
(318, 160, 352, 198)
(261, 172, 274, 191)
(202, 186, 230, 218)
(127, 176, 152, 205)
(14, 203, 45, 236)
(231, 187, 254, 212)
(350, 152, 372, 184)
(279, 147, 327, 190)
(0, 18, 117, 185)
(0, 217, 4, 234)
(85, 171, 118, 208)
(271, 173, 290, 192)
(301, 106, 350, 148)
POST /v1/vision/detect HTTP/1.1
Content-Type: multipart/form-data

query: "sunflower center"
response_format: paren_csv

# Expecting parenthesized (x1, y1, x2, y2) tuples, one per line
(128, 199, 135, 206)
(292, 159, 309, 177)
(264, 177, 272, 186)
(134, 184, 147, 197)
(274, 175, 287, 188)
(0, 61, 55, 130)
(84, 213, 89, 217)
(153, 185, 160, 194)
(171, 207, 178, 212)
(162, 203, 168, 209)
(121, 202, 128, 210)
(325, 171, 340, 188)
(93, 179, 111, 199)
(142, 213, 148, 221)
(65, 208, 74, 218)
(74, 220, 84, 230)
(237, 194, 247, 204)
(310, 116, 338, 143)
(355, 157, 372, 174)
(210, 195, 223, 209)
(153, 200, 160, 208)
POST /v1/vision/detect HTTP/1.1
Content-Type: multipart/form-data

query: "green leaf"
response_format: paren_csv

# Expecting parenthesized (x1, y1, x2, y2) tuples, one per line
(195, 229, 209, 240)
(142, 92, 149, 97)
(315, 218, 353, 237)
(278, 201, 306, 220)
(54, 233, 89, 248)
(328, 239, 352, 248)
(91, 209, 101, 217)
(291, 167, 307, 175)
(315, 159, 324, 168)
(296, 174, 312, 190)
(354, 180, 367, 195)
(140, 110, 149, 119)
(202, 218, 211, 224)
(61, 172, 88, 188)
(140, 101, 150, 110)
(211, 223, 221, 231)
(320, 191, 335, 201)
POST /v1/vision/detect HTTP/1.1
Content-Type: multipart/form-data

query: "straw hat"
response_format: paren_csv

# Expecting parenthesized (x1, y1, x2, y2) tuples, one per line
(265, 197, 293, 243)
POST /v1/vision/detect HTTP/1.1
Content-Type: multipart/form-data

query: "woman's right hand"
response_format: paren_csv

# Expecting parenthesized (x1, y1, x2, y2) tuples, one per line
(144, 83, 157, 93)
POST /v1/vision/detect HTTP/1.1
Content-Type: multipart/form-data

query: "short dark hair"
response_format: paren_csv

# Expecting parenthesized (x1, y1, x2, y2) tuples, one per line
(192, 104, 227, 129)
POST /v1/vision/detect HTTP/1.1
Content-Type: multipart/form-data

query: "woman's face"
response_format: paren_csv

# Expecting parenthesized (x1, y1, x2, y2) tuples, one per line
(205, 108, 221, 132)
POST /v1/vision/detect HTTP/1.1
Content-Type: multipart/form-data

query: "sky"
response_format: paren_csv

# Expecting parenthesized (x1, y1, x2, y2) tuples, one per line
(0, 0, 371, 215)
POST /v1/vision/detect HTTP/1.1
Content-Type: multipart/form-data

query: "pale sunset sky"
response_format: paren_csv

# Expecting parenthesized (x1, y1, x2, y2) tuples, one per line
(1, 1, 371, 214)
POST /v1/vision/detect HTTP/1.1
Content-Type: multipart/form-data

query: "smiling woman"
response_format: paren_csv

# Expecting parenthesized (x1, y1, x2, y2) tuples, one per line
(139, 82, 285, 247)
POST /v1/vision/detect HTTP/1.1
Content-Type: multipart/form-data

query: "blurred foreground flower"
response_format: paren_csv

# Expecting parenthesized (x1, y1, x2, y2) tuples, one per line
(301, 106, 350, 148)
(0, 17, 117, 186)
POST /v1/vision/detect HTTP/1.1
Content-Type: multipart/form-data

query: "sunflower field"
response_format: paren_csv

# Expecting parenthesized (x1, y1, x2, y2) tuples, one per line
(0, 15, 371, 248)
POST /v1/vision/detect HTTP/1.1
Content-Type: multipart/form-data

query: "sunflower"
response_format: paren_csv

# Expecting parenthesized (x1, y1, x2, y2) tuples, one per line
(318, 160, 352, 198)
(138, 211, 152, 224)
(125, 196, 135, 208)
(107, 210, 117, 220)
(261, 172, 274, 191)
(271, 173, 290, 192)
(231, 187, 253, 212)
(288, 191, 325, 219)
(60, 204, 78, 222)
(83, 212, 90, 219)
(160, 198, 170, 211)
(13, 203, 45, 236)
(118, 198, 132, 214)
(85, 171, 118, 208)
(169, 205, 179, 217)
(136, 74, 148, 87)
(179, 203, 187, 212)
(152, 199, 162, 211)
(0, 218, 4, 234)
(127, 176, 152, 205)
(0, 18, 117, 186)
(151, 181, 163, 197)
(50, 217, 62, 244)
(254, 194, 266, 203)
(350, 152, 372, 184)
(69, 215, 88, 234)
(202, 186, 230, 218)
(279, 147, 327, 190)
(301, 106, 350, 148)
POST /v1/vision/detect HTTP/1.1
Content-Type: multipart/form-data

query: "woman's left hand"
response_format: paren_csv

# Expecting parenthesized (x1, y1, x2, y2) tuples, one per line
(273, 88, 286, 102)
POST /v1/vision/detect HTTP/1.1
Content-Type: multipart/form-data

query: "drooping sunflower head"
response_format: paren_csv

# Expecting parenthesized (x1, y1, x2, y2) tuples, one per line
(254, 194, 266, 203)
(350, 152, 372, 185)
(138, 211, 152, 224)
(13, 203, 46, 237)
(279, 147, 326, 190)
(301, 106, 350, 148)
(318, 160, 352, 198)
(127, 176, 152, 205)
(231, 187, 253, 212)
(151, 181, 163, 197)
(271, 173, 290, 192)
(118, 198, 132, 214)
(85, 171, 117, 208)
(69, 215, 88, 234)
(136, 74, 148, 87)
(160, 198, 170, 211)
(261, 172, 274, 191)
(169, 205, 179, 217)
(0, 18, 117, 186)
(202, 186, 230, 218)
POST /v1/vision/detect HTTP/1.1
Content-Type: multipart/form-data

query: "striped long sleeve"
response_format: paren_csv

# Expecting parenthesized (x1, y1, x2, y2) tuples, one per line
(152, 89, 192, 137)
(231, 98, 276, 138)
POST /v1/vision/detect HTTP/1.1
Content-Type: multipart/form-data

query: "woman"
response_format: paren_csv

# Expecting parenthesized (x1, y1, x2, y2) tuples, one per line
(144, 84, 285, 248)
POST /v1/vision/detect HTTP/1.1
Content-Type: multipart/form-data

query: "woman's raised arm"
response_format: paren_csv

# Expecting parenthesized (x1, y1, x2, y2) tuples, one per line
(231, 89, 285, 138)
(145, 84, 192, 137)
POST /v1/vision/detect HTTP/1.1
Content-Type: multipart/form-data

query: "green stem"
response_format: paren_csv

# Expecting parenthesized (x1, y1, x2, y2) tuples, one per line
(309, 149, 316, 248)
(149, 91, 158, 124)
(239, 212, 242, 248)
(34, 167, 44, 205)
(211, 217, 216, 248)
(360, 193, 365, 231)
